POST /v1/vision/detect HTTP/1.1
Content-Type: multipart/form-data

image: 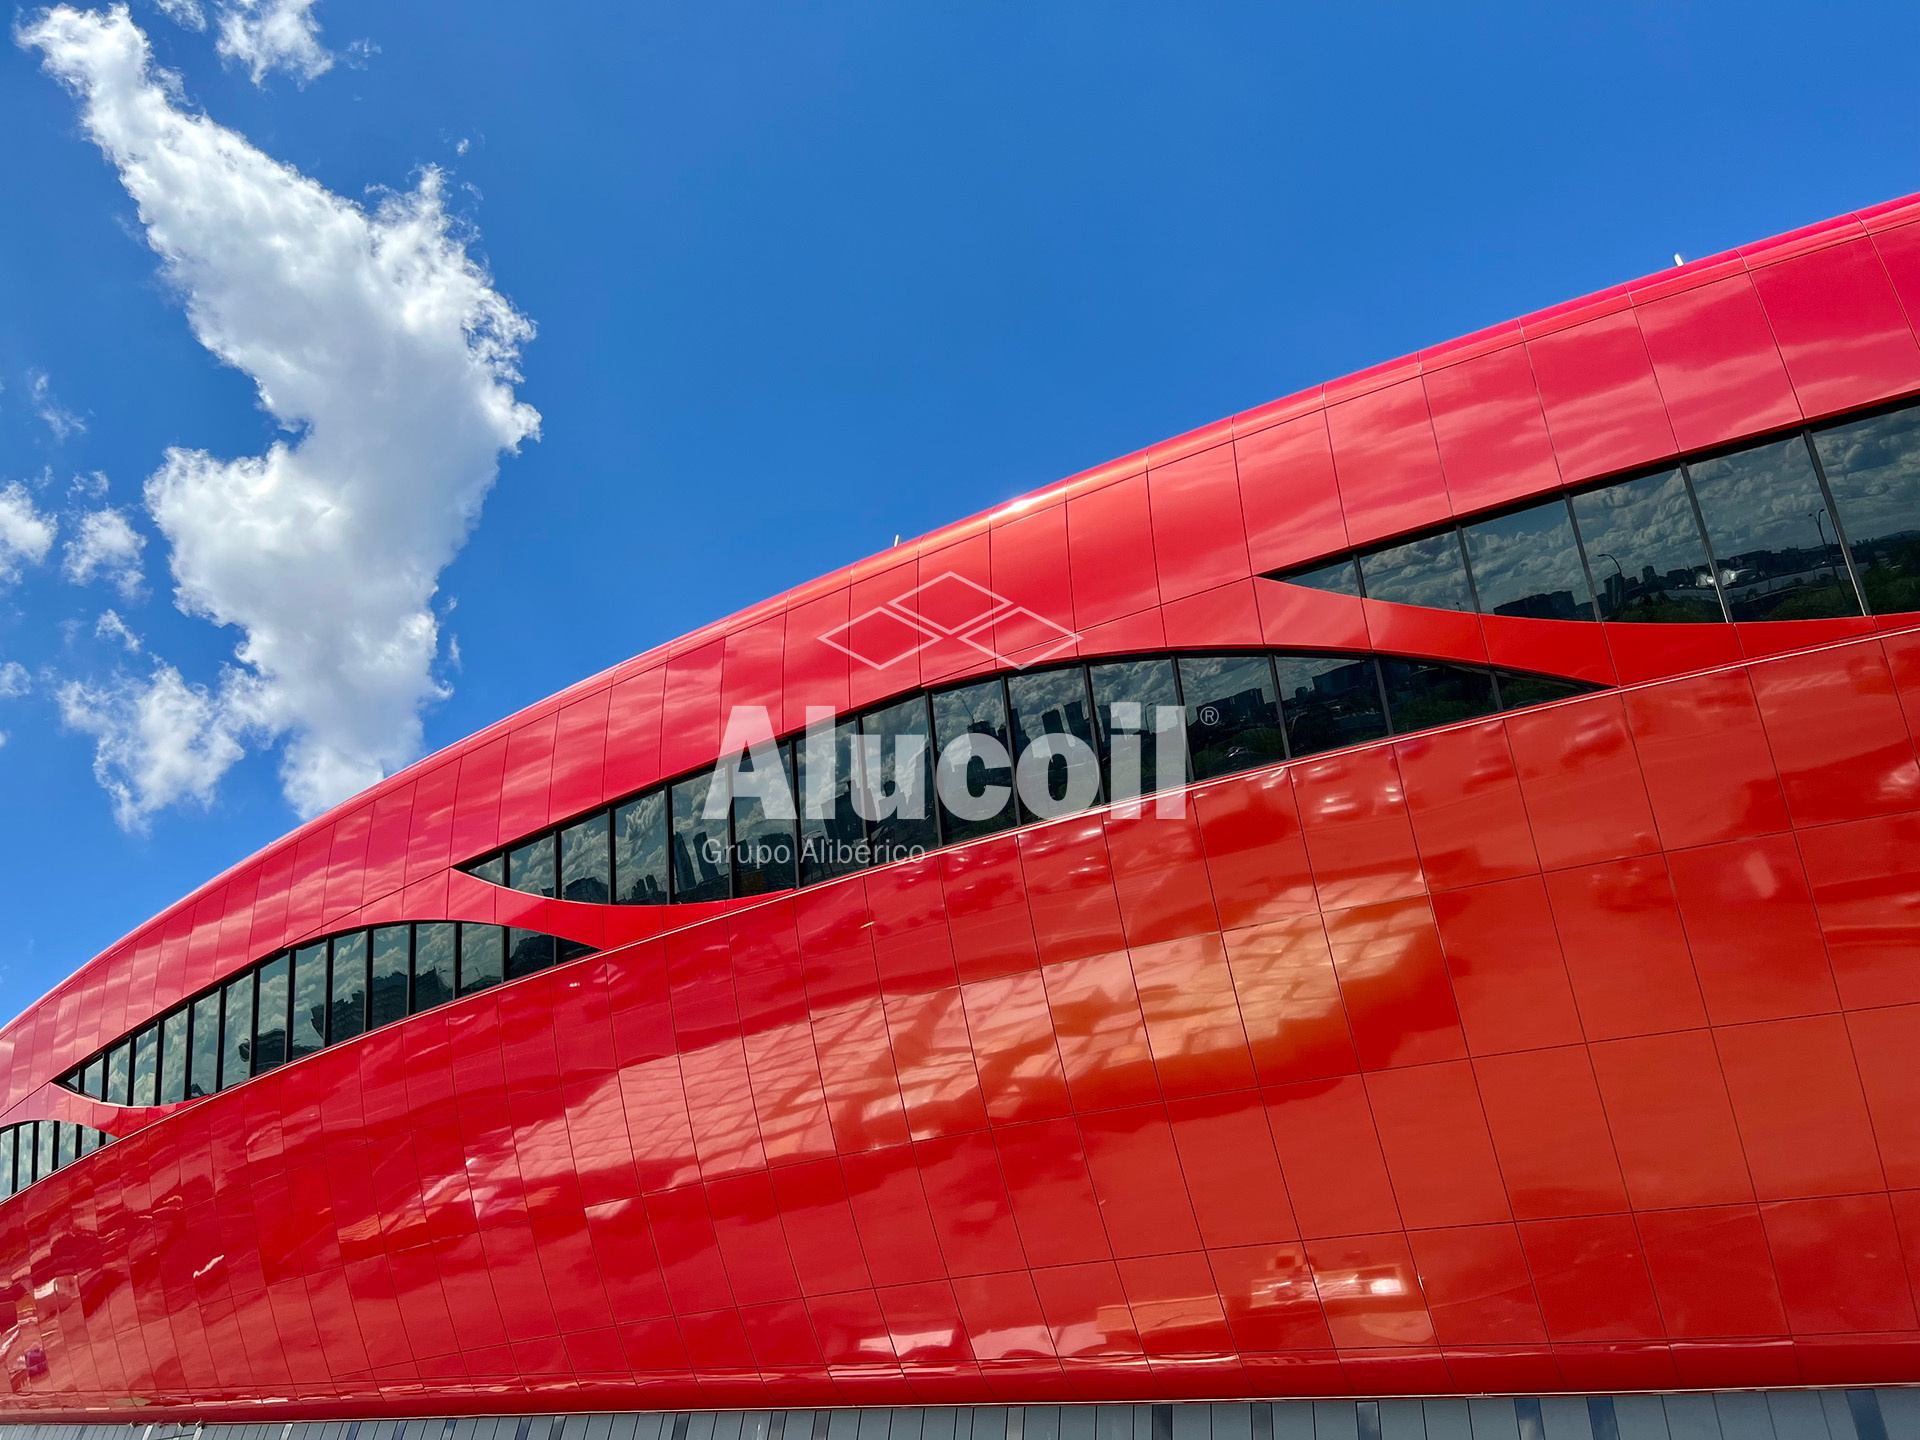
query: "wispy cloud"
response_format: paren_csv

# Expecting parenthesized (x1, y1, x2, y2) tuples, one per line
(215, 0, 330, 85)
(27, 370, 84, 440)
(0, 483, 57, 587)
(95, 609, 143, 653)
(63, 506, 147, 599)
(151, 0, 205, 30)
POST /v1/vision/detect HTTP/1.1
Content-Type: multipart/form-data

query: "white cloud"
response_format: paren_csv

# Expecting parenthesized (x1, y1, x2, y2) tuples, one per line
(58, 664, 262, 831)
(24, 6, 538, 828)
(0, 483, 57, 587)
(27, 370, 84, 440)
(95, 609, 143, 652)
(63, 506, 147, 598)
(214, 0, 329, 85)
(0, 663, 29, 699)
(151, 0, 204, 30)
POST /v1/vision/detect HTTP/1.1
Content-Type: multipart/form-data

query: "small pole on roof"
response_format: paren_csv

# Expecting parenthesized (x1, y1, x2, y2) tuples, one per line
(893, 535, 901, 546)
(1673, 253, 1685, 266)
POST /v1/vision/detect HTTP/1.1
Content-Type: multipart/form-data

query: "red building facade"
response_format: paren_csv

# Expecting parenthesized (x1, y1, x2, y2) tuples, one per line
(6, 196, 1920, 1418)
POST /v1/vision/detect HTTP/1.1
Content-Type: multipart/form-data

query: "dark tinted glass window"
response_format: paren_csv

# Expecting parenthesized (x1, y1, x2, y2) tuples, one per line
(1274, 653, 1388, 757)
(470, 853, 505, 886)
(78, 1125, 97, 1159)
(57, 1123, 75, 1170)
(132, 1024, 159, 1106)
(1815, 405, 1920, 614)
(931, 679, 1015, 843)
(458, 923, 505, 995)
(329, 931, 369, 1045)
(253, 955, 290, 1074)
(188, 995, 219, 1099)
(798, 716, 867, 885)
(413, 923, 457, 1010)
(1089, 658, 1185, 804)
(0, 1131, 13, 1197)
(669, 771, 732, 903)
(1688, 436, 1859, 621)
(1571, 469, 1723, 623)
(159, 1007, 188, 1105)
(508, 834, 557, 898)
(1381, 659, 1499, 731)
(1179, 655, 1286, 780)
(859, 696, 939, 861)
(36, 1124, 53, 1180)
(1493, 670, 1597, 710)
(1282, 556, 1363, 596)
(1361, 532, 1475, 611)
(290, 942, 327, 1061)
(1463, 498, 1597, 621)
(219, 974, 251, 1090)
(82, 1057, 104, 1101)
(1007, 668, 1101, 820)
(371, 924, 413, 1024)
(106, 1041, 131, 1106)
(613, 792, 670, 905)
(507, 929, 555, 980)
(733, 740, 798, 897)
(559, 812, 611, 904)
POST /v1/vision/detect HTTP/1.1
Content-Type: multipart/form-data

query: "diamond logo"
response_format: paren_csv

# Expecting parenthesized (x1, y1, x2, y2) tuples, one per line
(819, 571, 1080, 671)
(890, 572, 1009, 635)
(817, 606, 940, 670)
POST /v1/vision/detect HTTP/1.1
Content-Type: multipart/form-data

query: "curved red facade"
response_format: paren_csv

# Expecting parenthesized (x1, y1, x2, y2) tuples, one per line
(8, 195, 1920, 1418)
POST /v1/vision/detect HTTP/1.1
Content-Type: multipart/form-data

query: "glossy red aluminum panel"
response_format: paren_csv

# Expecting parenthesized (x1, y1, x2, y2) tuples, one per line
(10, 195, 1920, 1420)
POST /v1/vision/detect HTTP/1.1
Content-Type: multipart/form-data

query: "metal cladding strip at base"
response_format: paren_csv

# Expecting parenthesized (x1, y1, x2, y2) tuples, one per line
(0, 1394, 1914, 1440)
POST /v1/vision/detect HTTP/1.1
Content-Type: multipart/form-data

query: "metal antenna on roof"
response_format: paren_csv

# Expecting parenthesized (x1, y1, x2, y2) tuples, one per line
(1673, 253, 1685, 266)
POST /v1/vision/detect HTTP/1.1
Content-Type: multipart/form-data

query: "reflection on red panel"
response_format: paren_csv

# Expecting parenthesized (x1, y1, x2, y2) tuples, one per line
(1235, 413, 1345, 575)
(1750, 237, 1920, 419)
(1526, 310, 1676, 483)
(1324, 379, 1450, 546)
(1635, 274, 1802, 451)
(23, 194, 1920, 1419)
(1422, 345, 1560, 516)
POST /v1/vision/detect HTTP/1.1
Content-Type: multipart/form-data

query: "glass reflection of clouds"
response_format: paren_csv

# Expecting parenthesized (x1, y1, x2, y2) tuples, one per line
(1816, 404, 1920, 615)
(1362, 532, 1475, 612)
(1689, 436, 1857, 621)
(1571, 469, 1724, 624)
(1463, 498, 1598, 622)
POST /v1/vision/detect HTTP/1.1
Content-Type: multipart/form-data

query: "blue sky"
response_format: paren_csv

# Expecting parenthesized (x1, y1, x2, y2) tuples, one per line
(0, 0, 1914, 1023)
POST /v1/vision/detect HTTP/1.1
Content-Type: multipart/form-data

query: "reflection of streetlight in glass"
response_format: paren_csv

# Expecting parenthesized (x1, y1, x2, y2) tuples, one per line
(1594, 550, 1626, 613)
(1810, 510, 1841, 584)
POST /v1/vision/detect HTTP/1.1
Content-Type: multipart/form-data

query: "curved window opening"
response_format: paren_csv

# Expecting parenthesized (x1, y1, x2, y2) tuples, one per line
(463, 647, 1603, 909)
(54, 923, 594, 1115)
